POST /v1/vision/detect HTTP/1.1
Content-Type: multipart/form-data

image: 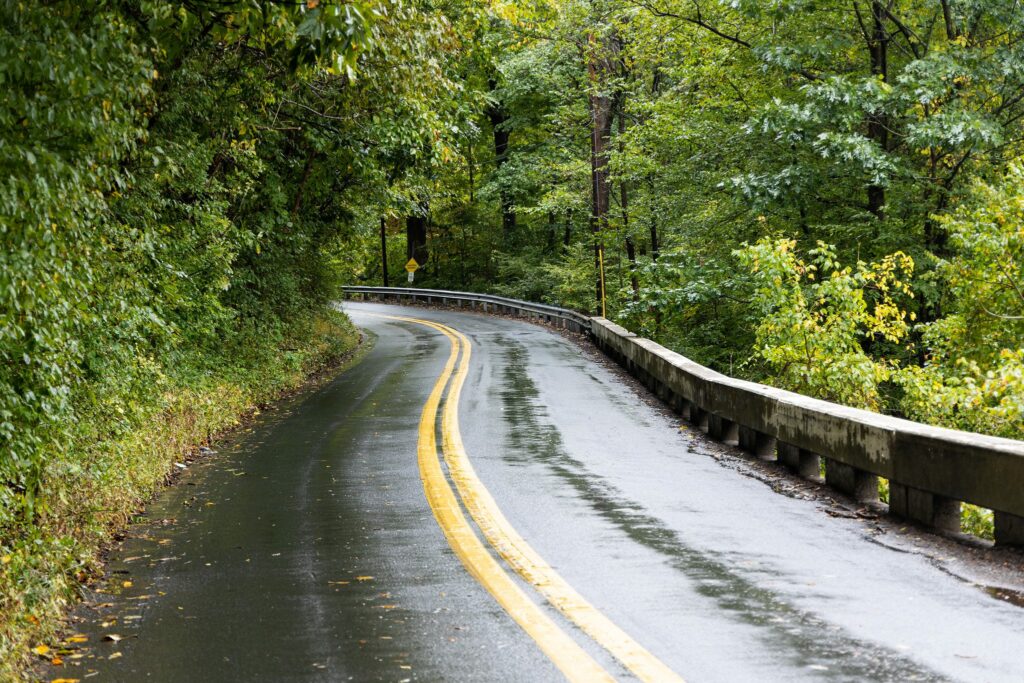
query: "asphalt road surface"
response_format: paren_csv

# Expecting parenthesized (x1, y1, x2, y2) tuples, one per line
(63, 302, 1024, 682)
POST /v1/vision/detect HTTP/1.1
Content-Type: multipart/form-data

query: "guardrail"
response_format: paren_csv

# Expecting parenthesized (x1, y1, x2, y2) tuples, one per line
(341, 286, 591, 333)
(342, 285, 1024, 547)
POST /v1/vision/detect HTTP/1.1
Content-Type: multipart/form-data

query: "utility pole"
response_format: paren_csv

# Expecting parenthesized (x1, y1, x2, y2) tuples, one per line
(380, 217, 389, 286)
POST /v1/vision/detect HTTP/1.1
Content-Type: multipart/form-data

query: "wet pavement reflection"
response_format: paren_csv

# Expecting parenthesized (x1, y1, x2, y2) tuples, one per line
(57, 303, 1024, 683)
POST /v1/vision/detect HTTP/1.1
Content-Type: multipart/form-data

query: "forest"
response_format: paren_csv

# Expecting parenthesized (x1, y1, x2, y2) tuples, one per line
(2, 0, 1024, 673)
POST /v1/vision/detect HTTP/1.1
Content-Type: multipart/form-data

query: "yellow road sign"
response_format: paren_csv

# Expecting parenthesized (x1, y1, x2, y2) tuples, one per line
(405, 258, 419, 273)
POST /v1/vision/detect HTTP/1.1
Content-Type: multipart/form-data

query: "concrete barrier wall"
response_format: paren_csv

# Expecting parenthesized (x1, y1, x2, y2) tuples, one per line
(343, 286, 1024, 546)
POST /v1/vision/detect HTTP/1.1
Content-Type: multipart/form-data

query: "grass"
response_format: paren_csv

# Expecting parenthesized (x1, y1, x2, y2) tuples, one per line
(0, 308, 361, 680)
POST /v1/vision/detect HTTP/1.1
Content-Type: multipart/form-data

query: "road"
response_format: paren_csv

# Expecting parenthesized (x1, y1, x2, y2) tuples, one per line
(62, 301, 1024, 682)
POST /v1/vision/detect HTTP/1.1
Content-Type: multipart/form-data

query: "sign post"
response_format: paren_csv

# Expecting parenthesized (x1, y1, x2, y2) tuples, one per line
(405, 257, 419, 283)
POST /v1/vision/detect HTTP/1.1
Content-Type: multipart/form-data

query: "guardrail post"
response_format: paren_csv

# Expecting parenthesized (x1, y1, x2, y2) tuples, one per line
(689, 406, 709, 431)
(889, 483, 961, 533)
(824, 459, 879, 503)
(654, 378, 671, 402)
(675, 397, 692, 421)
(994, 511, 1024, 546)
(667, 392, 686, 418)
(738, 425, 777, 461)
(778, 442, 821, 480)
(707, 414, 738, 444)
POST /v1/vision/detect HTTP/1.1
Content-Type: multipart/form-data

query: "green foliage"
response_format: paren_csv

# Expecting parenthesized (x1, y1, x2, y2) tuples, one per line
(899, 349, 1024, 438)
(896, 164, 1024, 438)
(7, 0, 1024, 654)
(1, 0, 463, 673)
(735, 238, 914, 410)
(1, 310, 359, 679)
(1, 2, 155, 524)
(382, 0, 1024, 450)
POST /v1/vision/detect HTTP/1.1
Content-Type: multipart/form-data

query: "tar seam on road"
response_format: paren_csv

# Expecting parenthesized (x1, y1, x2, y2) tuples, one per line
(368, 312, 685, 683)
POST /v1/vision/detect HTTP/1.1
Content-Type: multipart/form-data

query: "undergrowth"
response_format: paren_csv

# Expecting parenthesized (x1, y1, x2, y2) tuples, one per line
(0, 309, 359, 680)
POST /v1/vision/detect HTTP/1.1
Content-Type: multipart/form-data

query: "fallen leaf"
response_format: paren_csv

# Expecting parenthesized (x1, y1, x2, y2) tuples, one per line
(121, 581, 132, 588)
(108, 652, 122, 660)
(32, 645, 50, 656)
(51, 656, 63, 665)
(51, 678, 80, 683)
(103, 634, 123, 643)
(355, 576, 374, 582)
(68, 636, 88, 644)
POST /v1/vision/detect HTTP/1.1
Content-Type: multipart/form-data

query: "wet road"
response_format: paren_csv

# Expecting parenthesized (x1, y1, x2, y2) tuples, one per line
(64, 302, 1024, 682)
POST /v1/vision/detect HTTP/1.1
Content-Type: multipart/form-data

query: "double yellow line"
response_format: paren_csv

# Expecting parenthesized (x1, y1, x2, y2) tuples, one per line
(374, 313, 684, 683)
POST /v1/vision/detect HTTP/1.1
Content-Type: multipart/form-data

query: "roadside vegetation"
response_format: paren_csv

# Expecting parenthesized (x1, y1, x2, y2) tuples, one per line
(5, 0, 1024, 673)
(1, 1, 456, 675)
(337, 1, 1023, 538)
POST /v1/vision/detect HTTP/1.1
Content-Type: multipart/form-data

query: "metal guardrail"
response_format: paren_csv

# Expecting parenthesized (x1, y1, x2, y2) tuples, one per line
(342, 285, 1024, 546)
(341, 286, 592, 333)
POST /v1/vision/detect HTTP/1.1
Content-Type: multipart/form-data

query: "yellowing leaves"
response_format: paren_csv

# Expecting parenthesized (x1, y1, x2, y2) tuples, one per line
(736, 238, 915, 411)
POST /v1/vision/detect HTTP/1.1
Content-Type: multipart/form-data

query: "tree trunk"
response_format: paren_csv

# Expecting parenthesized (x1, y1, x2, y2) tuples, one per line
(588, 33, 617, 312)
(467, 138, 475, 204)
(487, 79, 516, 243)
(649, 210, 660, 261)
(866, 1, 889, 220)
(647, 68, 662, 262)
(940, 0, 960, 40)
(380, 217, 389, 286)
(618, 105, 639, 301)
(546, 211, 558, 253)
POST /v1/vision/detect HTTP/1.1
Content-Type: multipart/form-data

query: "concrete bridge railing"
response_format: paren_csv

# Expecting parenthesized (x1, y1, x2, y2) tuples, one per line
(342, 285, 1024, 547)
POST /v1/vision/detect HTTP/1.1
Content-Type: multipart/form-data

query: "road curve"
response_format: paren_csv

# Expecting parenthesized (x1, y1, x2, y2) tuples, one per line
(65, 301, 1024, 682)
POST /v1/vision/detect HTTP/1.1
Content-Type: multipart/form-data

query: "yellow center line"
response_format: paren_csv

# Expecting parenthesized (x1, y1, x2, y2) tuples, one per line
(438, 322, 686, 683)
(369, 311, 614, 683)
